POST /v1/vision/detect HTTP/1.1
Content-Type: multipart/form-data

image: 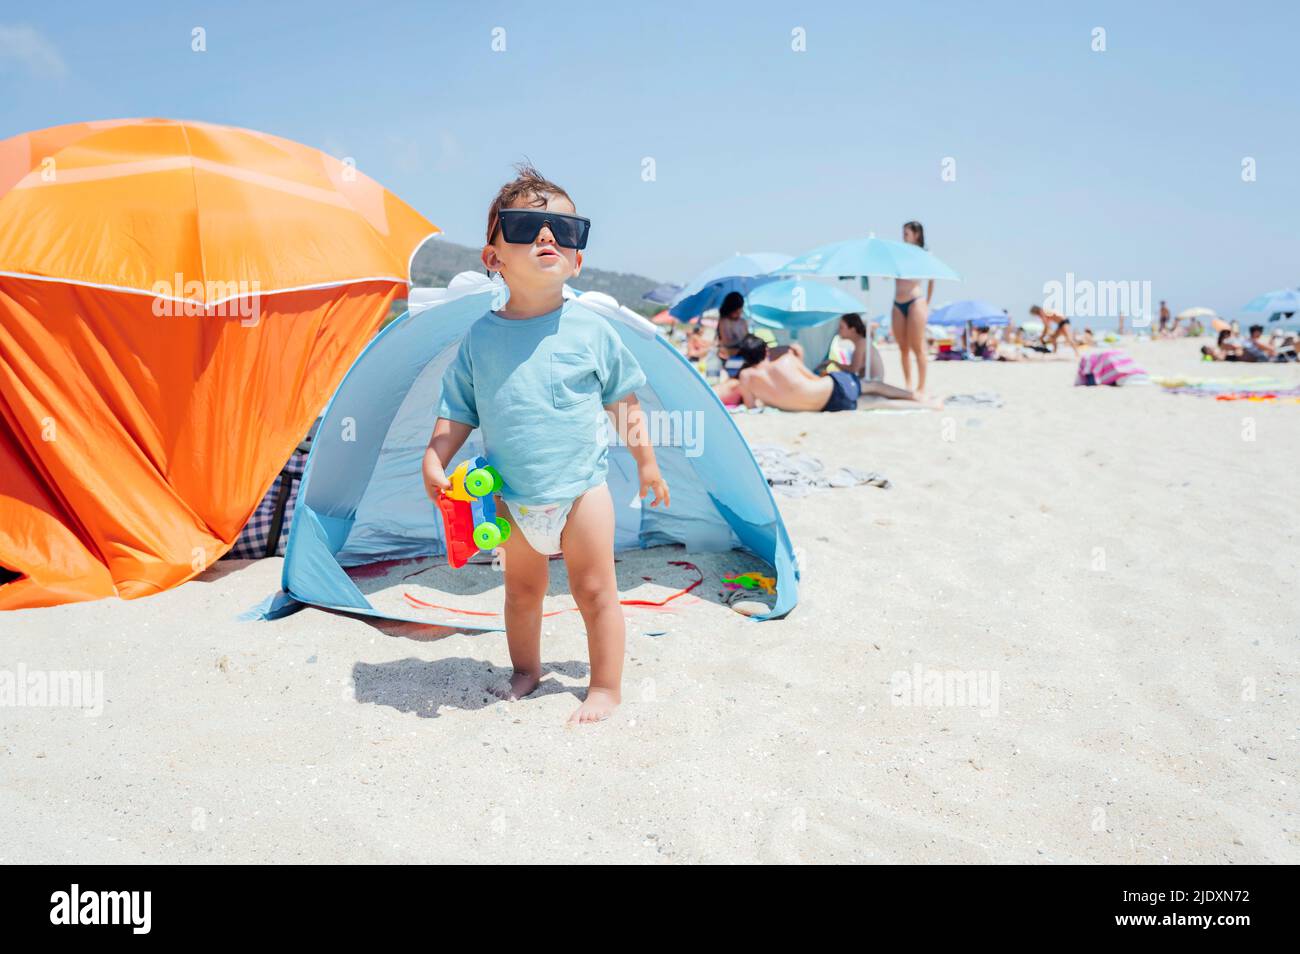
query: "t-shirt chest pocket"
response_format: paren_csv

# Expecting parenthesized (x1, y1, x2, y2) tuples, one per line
(550, 352, 600, 408)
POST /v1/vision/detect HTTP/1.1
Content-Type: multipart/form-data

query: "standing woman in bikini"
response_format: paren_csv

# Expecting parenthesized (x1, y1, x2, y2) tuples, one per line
(892, 221, 935, 397)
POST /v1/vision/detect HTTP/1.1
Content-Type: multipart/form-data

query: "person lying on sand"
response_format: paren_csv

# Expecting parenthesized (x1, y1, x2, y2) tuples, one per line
(1201, 329, 1244, 361)
(1242, 324, 1277, 362)
(730, 334, 941, 411)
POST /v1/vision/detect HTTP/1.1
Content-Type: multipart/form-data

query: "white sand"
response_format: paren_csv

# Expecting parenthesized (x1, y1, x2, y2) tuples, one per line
(2, 338, 1297, 863)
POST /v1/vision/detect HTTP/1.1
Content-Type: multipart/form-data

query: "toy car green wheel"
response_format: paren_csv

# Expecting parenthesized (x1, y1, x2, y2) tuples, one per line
(484, 465, 503, 493)
(465, 467, 495, 498)
(473, 522, 502, 550)
(495, 516, 511, 543)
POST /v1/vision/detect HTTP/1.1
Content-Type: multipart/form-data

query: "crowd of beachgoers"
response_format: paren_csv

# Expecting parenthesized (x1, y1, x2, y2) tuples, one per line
(661, 276, 1298, 416)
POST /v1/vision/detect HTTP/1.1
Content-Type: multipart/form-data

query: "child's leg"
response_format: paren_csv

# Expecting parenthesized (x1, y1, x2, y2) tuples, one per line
(559, 484, 622, 724)
(490, 499, 550, 700)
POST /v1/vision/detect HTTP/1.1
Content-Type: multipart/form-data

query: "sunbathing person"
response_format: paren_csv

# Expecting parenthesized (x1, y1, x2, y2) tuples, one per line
(685, 325, 710, 362)
(733, 334, 939, 412)
(716, 291, 749, 361)
(1201, 329, 1244, 361)
(834, 312, 881, 378)
(1242, 324, 1277, 362)
(971, 327, 1000, 359)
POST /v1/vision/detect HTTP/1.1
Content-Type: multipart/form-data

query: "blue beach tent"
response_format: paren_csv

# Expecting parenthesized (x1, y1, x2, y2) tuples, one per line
(252, 271, 799, 627)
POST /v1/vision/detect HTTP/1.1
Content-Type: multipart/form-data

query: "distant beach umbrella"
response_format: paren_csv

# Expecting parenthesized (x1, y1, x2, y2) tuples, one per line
(668, 252, 791, 320)
(1176, 306, 1217, 321)
(642, 282, 683, 304)
(1242, 287, 1300, 316)
(929, 299, 1008, 327)
(779, 236, 960, 281)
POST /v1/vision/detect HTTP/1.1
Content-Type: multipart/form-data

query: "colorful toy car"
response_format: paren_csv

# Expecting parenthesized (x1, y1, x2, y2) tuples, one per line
(434, 456, 510, 568)
(721, 572, 776, 595)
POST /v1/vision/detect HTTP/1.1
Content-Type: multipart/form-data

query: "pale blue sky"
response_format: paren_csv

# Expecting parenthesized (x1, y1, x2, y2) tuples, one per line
(2, 1, 1297, 319)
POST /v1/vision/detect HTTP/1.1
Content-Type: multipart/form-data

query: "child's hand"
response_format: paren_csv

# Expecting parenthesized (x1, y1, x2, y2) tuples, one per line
(639, 465, 670, 508)
(422, 448, 450, 501)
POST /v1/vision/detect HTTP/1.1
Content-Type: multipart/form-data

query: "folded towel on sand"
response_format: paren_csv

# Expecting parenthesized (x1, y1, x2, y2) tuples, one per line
(1076, 349, 1146, 386)
(944, 391, 1004, 408)
(751, 444, 890, 497)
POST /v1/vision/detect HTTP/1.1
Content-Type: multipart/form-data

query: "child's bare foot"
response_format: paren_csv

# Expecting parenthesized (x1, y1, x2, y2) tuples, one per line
(567, 687, 620, 725)
(489, 669, 543, 701)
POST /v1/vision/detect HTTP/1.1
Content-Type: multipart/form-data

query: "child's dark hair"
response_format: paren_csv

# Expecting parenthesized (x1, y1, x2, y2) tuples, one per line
(903, 220, 926, 248)
(737, 333, 768, 368)
(486, 161, 573, 244)
(840, 313, 866, 336)
(720, 291, 745, 317)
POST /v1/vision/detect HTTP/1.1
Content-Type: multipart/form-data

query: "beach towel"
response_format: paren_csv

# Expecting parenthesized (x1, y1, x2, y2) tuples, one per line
(750, 444, 890, 497)
(1076, 349, 1146, 386)
(1153, 377, 1300, 403)
(226, 424, 317, 559)
(225, 446, 308, 559)
(944, 391, 1004, 408)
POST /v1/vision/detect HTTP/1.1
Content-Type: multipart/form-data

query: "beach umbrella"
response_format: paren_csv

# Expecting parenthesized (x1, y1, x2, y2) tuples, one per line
(779, 238, 958, 375)
(779, 236, 960, 281)
(642, 282, 683, 305)
(745, 278, 864, 330)
(0, 118, 436, 609)
(929, 299, 1008, 328)
(1242, 287, 1300, 316)
(668, 252, 791, 320)
(1176, 306, 1217, 321)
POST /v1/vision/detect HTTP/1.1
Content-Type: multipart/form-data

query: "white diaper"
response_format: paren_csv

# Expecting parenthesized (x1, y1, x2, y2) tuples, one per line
(508, 499, 576, 555)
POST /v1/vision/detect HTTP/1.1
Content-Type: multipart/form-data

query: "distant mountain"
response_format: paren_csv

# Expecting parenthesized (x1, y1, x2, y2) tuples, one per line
(409, 238, 667, 317)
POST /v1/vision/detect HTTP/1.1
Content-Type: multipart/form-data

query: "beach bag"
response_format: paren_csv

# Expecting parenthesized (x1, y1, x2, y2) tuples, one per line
(225, 423, 316, 559)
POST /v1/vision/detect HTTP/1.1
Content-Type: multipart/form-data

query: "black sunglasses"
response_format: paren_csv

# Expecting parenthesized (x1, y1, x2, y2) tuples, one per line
(495, 208, 591, 250)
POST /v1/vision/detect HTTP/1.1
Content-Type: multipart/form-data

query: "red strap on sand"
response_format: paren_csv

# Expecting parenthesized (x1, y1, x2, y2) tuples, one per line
(401, 560, 703, 618)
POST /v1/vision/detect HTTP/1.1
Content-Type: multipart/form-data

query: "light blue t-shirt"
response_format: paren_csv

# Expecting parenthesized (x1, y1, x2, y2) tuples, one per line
(437, 300, 647, 506)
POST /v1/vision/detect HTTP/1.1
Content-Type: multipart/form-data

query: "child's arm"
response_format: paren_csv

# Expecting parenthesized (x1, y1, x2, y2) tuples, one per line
(422, 418, 473, 500)
(605, 393, 669, 508)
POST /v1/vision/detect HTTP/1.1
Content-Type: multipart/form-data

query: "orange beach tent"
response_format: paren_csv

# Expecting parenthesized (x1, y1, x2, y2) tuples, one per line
(0, 118, 438, 609)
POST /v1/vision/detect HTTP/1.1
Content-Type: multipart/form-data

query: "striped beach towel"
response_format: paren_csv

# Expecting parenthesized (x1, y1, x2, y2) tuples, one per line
(1076, 349, 1145, 386)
